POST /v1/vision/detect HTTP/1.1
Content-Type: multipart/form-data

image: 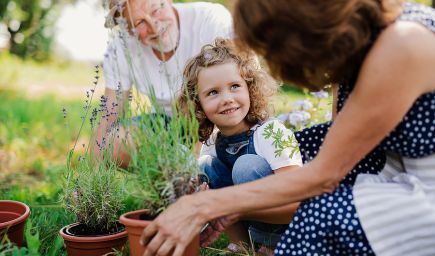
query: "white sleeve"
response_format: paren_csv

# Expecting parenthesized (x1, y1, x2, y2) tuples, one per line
(199, 143, 214, 157)
(102, 35, 132, 92)
(199, 133, 218, 158)
(254, 120, 303, 170)
(199, 3, 233, 44)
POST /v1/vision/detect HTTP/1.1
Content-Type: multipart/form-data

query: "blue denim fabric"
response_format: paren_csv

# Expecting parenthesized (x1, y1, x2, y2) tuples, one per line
(199, 130, 287, 247)
(198, 130, 255, 189)
(215, 130, 256, 170)
(198, 154, 234, 189)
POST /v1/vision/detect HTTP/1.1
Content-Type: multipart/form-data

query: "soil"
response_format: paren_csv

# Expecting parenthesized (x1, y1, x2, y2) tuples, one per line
(139, 213, 155, 221)
(65, 222, 125, 237)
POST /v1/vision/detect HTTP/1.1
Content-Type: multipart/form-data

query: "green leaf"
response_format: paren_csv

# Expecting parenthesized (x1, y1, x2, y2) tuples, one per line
(47, 235, 63, 256)
(24, 220, 41, 255)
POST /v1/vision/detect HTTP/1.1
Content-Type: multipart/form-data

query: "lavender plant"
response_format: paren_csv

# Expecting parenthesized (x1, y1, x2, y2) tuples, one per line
(62, 65, 126, 233)
(101, 0, 202, 217)
(123, 88, 201, 217)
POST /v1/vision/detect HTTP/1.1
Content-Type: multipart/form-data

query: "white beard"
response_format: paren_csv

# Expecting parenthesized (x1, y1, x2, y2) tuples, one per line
(149, 25, 179, 53)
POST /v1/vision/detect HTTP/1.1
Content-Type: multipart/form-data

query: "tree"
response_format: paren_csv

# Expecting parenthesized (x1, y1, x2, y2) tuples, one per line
(0, 0, 77, 61)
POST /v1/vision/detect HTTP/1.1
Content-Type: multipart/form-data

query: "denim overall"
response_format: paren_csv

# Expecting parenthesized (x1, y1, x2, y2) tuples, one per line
(199, 128, 288, 247)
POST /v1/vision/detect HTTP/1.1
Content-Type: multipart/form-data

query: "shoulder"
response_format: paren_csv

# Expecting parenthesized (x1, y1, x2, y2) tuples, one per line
(176, 2, 232, 26)
(175, 2, 229, 14)
(379, 21, 435, 54)
(254, 119, 289, 134)
(253, 119, 294, 143)
(364, 20, 435, 92)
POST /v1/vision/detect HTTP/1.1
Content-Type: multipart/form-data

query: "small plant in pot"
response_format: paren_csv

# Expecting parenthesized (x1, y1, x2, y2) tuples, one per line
(59, 67, 128, 256)
(119, 89, 202, 256)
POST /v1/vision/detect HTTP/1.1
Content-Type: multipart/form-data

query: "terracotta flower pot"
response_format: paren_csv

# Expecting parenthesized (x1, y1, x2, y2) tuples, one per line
(0, 200, 30, 246)
(59, 222, 128, 256)
(119, 209, 200, 256)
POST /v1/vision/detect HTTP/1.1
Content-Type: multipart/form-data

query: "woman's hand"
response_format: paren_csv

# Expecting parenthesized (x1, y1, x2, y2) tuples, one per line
(140, 195, 207, 256)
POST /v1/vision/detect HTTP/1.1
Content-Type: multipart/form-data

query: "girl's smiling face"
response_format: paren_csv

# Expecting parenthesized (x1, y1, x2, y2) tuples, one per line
(197, 61, 251, 136)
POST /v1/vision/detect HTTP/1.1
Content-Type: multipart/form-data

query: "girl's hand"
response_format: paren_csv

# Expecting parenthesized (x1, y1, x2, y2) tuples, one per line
(140, 195, 206, 256)
(200, 213, 240, 247)
(198, 182, 209, 192)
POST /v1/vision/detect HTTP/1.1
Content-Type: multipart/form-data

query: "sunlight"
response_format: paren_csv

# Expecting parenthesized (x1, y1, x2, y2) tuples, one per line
(55, 0, 109, 61)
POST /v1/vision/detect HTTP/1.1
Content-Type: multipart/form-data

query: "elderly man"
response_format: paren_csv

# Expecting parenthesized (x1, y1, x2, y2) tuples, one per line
(94, 0, 232, 164)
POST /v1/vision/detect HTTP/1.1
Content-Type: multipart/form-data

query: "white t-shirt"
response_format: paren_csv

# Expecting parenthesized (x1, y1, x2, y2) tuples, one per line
(103, 2, 233, 114)
(200, 119, 303, 170)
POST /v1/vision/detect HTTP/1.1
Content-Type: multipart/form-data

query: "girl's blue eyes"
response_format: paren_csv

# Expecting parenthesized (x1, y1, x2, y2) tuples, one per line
(207, 90, 217, 96)
(207, 84, 241, 96)
(231, 84, 240, 90)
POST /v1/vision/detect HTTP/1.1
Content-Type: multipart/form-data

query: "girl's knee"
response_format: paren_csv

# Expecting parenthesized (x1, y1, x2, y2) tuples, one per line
(232, 154, 272, 184)
(198, 155, 232, 189)
(198, 155, 219, 181)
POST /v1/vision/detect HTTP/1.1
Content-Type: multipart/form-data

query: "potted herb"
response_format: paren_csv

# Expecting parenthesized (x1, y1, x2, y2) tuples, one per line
(119, 90, 202, 256)
(59, 66, 128, 256)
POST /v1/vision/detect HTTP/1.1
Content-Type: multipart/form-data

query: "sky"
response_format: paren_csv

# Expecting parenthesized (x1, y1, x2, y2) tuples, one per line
(55, 0, 109, 62)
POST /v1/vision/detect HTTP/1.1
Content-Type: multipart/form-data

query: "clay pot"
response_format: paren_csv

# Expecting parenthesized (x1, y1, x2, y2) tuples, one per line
(119, 209, 199, 256)
(0, 200, 31, 246)
(59, 222, 128, 256)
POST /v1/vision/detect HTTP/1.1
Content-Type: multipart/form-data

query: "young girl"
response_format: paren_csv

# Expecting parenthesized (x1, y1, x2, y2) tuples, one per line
(178, 38, 302, 253)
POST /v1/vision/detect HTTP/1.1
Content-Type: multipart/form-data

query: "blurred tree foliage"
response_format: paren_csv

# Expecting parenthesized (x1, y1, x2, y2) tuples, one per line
(0, 0, 77, 61)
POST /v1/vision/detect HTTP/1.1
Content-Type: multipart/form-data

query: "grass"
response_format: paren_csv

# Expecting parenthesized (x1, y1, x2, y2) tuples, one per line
(0, 53, 93, 89)
(0, 53, 105, 99)
(0, 88, 81, 255)
(0, 54, 98, 255)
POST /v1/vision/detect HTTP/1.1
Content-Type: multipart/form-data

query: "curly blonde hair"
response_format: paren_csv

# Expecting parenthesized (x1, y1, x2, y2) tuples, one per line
(178, 38, 279, 143)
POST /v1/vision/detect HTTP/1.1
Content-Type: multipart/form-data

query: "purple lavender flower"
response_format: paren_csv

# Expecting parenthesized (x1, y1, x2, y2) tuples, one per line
(62, 107, 67, 118)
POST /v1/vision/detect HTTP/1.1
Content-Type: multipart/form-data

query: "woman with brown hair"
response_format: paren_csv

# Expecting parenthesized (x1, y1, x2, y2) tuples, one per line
(140, 1, 435, 255)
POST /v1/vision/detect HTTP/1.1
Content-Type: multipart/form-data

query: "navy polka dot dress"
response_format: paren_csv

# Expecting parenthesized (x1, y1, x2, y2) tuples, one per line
(275, 123, 385, 256)
(275, 3, 435, 256)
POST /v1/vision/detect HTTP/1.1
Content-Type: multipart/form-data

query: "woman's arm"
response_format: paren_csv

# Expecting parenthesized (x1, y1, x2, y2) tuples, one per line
(239, 165, 300, 224)
(241, 202, 299, 224)
(141, 21, 435, 256)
